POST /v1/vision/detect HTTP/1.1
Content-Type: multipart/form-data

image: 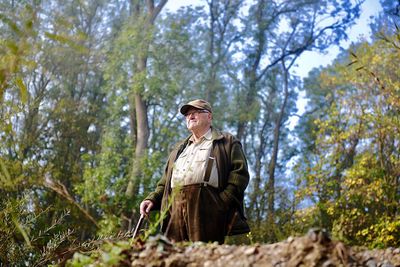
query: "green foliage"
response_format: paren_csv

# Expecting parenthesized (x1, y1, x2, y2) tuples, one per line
(75, 121, 133, 235)
(0, 195, 74, 266)
(358, 217, 400, 248)
(104, 13, 155, 93)
(97, 215, 122, 237)
(66, 240, 130, 267)
(0, 5, 37, 101)
(331, 154, 399, 248)
(295, 25, 400, 248)
(0, 0, 397, 265)
(44, 32, 89, 54)
(66, 187, 177, 266)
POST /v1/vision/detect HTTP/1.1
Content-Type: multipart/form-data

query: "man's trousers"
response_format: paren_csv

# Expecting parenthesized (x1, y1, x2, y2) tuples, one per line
(165, 184, 228, 244)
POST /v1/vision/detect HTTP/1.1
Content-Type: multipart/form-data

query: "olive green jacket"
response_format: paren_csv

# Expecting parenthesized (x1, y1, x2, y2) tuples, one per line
(145, 127, 250, 235)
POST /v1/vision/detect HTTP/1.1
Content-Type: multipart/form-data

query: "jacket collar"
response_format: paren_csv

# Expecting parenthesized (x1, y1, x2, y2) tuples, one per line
(210, 126, 224, 141)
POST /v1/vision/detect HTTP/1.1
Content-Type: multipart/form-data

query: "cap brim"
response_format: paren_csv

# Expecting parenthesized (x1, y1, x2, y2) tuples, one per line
(180, 104, 203, 115)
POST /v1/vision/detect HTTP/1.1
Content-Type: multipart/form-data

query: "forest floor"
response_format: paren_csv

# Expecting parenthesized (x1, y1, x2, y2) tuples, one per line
(87, 229, 400, 267)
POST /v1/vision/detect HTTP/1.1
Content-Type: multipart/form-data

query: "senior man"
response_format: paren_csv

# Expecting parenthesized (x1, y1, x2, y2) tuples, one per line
(139, 99, 250, 243)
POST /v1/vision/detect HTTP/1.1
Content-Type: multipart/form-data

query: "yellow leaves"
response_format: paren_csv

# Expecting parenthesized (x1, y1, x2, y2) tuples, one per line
(370, 53, 383, 66)
(366, 180, 384, 199)
(293, 206, 320, 231)
(344, 177, 364, 188)
(387, 224, 396, 233)
(355, 218, 400, 248)
(359, 228, 369, 237)
(350, 208, 361, 217)
(342, 154, 387, 202)
(335, 210, 400, 248)
(327, 206, 334, 216)
(295, 181, 318, 201)
(344, 166, 366, 188)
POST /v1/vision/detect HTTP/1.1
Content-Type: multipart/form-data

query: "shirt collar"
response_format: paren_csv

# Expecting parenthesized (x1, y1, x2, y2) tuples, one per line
(203, 128, 212, 140)
(189, 128, 212, 143)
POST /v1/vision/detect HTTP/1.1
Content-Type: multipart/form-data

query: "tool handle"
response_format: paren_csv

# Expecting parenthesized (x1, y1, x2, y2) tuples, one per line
(132, 214, 145, 238)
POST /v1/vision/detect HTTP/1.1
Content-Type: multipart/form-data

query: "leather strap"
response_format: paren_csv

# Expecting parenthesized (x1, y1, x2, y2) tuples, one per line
(203, 145, 215, 183)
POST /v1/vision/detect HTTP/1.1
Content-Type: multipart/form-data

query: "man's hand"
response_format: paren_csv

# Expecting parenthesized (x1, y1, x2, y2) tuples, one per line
(140, 200, 154, 216)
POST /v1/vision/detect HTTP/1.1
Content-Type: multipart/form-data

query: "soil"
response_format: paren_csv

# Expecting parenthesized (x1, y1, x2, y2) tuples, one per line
(123, 229, 399, 266)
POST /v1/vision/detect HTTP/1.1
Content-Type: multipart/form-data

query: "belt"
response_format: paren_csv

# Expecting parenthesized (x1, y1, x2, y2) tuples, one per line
(177, 183, 218, 190)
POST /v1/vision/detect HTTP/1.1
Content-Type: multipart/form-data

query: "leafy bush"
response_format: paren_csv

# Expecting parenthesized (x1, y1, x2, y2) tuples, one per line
(0, 195, 75, 266)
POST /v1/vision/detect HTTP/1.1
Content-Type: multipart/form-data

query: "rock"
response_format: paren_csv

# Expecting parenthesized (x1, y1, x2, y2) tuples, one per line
(244, 247, 257, 255)
(307, 228, 331, 244)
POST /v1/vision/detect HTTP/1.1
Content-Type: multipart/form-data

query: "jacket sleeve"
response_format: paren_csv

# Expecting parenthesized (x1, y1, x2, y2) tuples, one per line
(220, 139, 250, 207)
(144, 140, 187, 211)
(144, 178, 165, 211)
(144, 156, 171, 210)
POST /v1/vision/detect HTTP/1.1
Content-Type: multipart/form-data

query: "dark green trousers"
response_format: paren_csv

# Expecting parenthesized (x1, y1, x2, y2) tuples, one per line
(165, 184, 227, 244)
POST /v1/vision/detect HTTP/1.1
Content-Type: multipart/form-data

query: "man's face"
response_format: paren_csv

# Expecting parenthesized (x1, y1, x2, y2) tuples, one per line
(185, 108, 212, 132)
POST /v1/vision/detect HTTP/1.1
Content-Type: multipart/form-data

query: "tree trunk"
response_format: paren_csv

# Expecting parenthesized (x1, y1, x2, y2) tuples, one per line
(123, 0, 167, 230)
(266, 60, 289, 242)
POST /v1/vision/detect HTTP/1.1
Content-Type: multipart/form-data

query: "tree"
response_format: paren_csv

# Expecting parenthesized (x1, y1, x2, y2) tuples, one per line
(295, 24, 400, 247)
(230, 0, 362, 242)
(111, 0, 167, 230)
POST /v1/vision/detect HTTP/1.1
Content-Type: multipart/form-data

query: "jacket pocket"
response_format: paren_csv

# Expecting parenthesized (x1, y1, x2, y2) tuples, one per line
(205, 187, 226, 211)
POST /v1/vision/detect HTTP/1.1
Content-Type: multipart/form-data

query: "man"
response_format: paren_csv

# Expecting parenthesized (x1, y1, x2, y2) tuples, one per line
(139, 99, 250, 243)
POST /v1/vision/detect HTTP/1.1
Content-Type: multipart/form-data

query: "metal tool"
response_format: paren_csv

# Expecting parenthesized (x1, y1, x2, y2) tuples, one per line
(132, 214, 145, 239)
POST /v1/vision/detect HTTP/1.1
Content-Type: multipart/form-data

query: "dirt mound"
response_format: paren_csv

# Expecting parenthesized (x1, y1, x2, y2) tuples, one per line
(128, 229, 399, 267)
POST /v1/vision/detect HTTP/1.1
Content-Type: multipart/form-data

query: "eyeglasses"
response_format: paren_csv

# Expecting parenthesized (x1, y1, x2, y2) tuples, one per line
(185, 110, 209, 117)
